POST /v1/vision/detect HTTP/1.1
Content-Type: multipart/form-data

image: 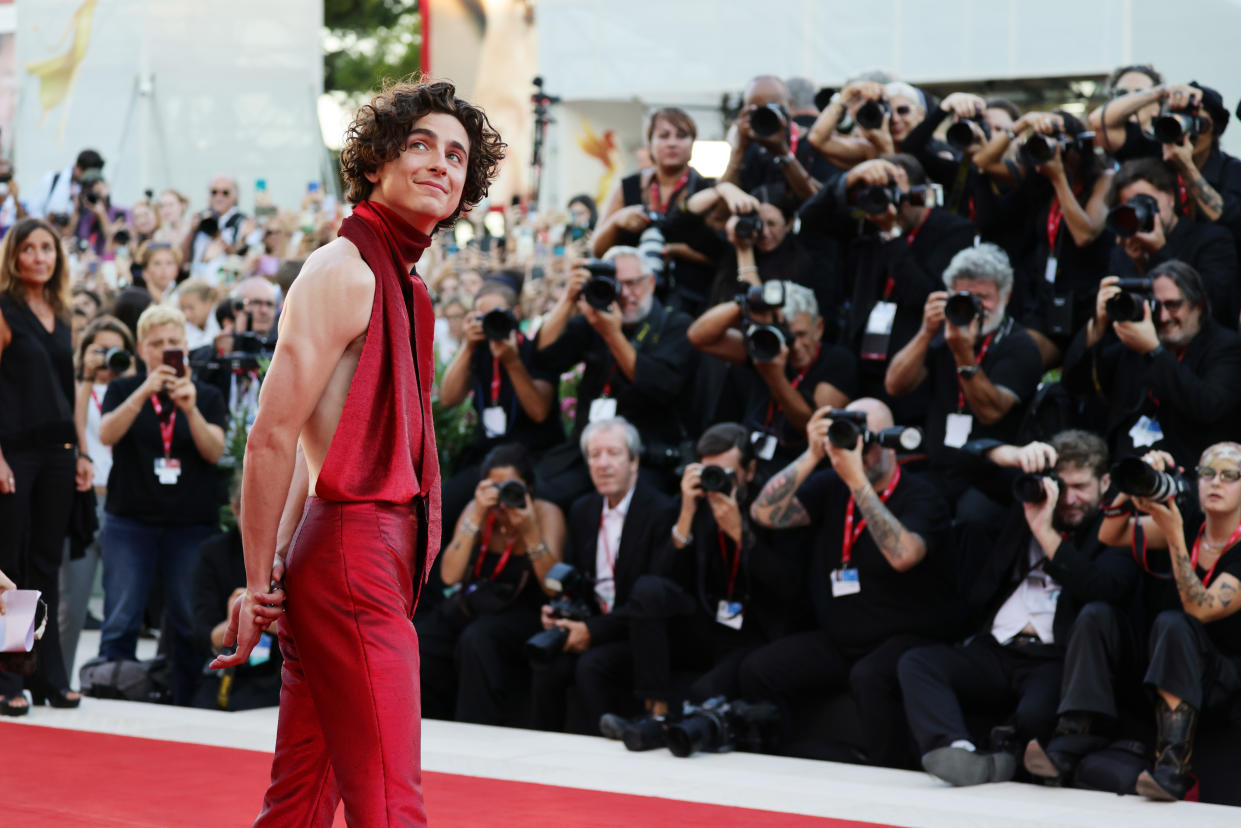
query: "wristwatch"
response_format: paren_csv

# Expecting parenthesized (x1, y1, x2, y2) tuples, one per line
(956, 364, 981, 379)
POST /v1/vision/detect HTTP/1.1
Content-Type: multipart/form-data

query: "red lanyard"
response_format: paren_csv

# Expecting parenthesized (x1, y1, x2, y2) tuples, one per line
(841, 466, 902, 568)
(649, 169, 690, 216)
(763, 344, 819, 428)
(905, 208, 931, 247)
(90, 387, 103, 413)
(1047, 197, 1064, 252)
(598, 508, 619, 574)
(1191, 520, 1241, 588)
(472, 512, 516, 580)
(148, 395, 176, 457)
(490, 357, 502, 404)
(600, 363, 617, 398)
(955, 332, 995, 412)
(718, 530, 742, 599)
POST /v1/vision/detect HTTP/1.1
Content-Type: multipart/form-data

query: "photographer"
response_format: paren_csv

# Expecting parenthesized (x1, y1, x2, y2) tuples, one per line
(190, 276, 279, 425)
(689, 282, 855, 472)
(97, 304, 228, 705)
(599, 423, 798, 746)
(31, 148, 104, 220)
(798, 154, 975, 424)
(71, 169, 127, 257)
(534, 247, 693, 508)
(899, 432, 1136, 787)
(897, 92, 1017, 199)
(1061, 261, 1241, 470)
(1104, 158, 1239, 327)
(807, 80, 933, 170)
(417, 444, 565, 725)
(1087, 64, 1164, 162)
(438, 278, 563, 536)
(885, 244, 1042, 513)
(1051, 444, 1241, 801)
(0, 159, 30, 237)
(528, 418, 674, 732)
(183, 175, 247, 284)
(741, 400, 958, 767)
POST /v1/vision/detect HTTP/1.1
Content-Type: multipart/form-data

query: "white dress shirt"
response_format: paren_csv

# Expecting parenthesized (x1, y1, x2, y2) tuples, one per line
(991, 538, 1062, 645)
(594, 484, 635, 613)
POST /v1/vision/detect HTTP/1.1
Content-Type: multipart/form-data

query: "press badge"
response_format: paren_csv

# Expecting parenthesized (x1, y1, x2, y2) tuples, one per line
(860, 301, 897, 360)
(716, 600, 744, 630)
(154, 457, 182, 485)
(830, 568, 861, 597)
(1129, 415, 1164, 449)
(589, 397, 617, 423)
(944, 413, 974, 448)
(1044, 256, 1058, 284)
(248, 631, 273, 667)
(482, 406, 507, 438)
(752, 432, 777, 461)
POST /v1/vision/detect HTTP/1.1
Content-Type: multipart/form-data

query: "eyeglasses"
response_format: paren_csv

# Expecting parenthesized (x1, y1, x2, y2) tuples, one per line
(1196, 466, 1241, 482)
(618, 277, 651, 291)
(211, 189, 233, 196)
(1159, 298, 1185, 314)
(244, 298, 276, 309)
(894, 105, 914, 116)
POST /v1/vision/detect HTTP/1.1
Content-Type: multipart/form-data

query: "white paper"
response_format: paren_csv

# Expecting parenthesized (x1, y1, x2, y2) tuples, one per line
(716, 600, 744, 630)
(0, 590, 42, 652)
(589, 397, 618, 423)
(482, 405, 507, 438)
(944, 412, 974, 449)
(753, 432, 777, 461)
(1044, 256, 1058, 284)
(1129, 415, 1164, 449)
(865, 301, 897, 335)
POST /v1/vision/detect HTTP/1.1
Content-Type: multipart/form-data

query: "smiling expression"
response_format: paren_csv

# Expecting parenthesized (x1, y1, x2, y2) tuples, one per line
(366, 112, 471, 234)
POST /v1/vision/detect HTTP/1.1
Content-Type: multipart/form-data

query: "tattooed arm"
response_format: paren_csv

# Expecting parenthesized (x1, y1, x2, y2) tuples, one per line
(1178, 161, 1224, 222)
(750, 450, 817, 529)
(851, 481, 927, 572)
(1169, 539, 1241, 623)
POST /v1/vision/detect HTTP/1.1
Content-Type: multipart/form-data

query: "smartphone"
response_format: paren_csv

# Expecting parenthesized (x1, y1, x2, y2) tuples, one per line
(162, 348, 186, 377)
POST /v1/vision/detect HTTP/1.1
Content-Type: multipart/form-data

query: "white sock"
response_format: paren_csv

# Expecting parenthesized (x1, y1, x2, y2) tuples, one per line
(950, 739, 977, 752)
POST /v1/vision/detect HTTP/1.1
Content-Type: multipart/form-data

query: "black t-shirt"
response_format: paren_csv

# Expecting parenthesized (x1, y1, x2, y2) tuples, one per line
(794, 467, 958, 651)
(1197, 531, 1241, 657)
(102, 374, 229, 525)
(463, 335, 563, 463)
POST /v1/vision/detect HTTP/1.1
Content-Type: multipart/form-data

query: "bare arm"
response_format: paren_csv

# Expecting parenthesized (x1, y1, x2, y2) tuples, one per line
(749, 450, 819, 529)
(1090, 86, 1164, 152)
(885, 327, 933, 397)
(807, 98, 846, 151)
(1170, 539, 1241, 623)
(438, 339, 477, 408)
(1051, 167, 1110, 248)
(272, 445, 309, 567)
(182, 402, 226, 464)
(503, 359, 555, 423)
(686, 301, 747, 364)
(1173, 154, 1224, 221)
(590, 183, 631, 257)
(850, 481, 927, 572)
(957, 370, 1018, 426)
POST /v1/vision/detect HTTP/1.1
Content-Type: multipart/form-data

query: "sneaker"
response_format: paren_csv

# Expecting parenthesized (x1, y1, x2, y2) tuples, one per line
(922, 746, 1018, 787)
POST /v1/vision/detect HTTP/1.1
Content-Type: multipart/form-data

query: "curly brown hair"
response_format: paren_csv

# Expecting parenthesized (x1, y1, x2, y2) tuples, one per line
(339, 76, 506, 231)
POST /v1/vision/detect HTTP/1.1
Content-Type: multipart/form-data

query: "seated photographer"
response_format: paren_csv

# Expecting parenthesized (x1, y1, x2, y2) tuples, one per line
(591, 108, 723, 315)
(527, 418, 674, 733)
(438, 278, 563, 531)
(689, 282, 855, 474)
(193, 478, 281, 711)
(885, 244, 1042, 515)
(598, 423, 800, 748)
(807, 80, 935, 171)
(899, 432, 1136, 787)
(798, 154, 975, 425)
(741, 400, 958, 767)
(1036, 444, 1241, 801)
(97, 304, 228, 705)
(1061, 262, 1241, 470)
(533, 247, 693, 509)
(416, 444, 565, 725)
(1104, 158, 1239, 328)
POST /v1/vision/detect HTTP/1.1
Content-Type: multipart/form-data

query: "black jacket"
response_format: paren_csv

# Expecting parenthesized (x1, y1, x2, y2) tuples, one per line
(564, 483, 674, 647)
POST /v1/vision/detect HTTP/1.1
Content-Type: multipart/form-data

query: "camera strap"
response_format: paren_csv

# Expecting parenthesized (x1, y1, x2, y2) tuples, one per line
(648, 169, 690, 217)
(905, 207, 932, 247)
(717, 530, 743, 600)
(1129, 516, 1172, 581)
(763, 344, 819, 429)
(841, 465, 902, 568)
(955, 332, 996, 412)
(1191, 520, 1241, 588)
(489, 357, 503, 405)
(473, 512, 516, 581)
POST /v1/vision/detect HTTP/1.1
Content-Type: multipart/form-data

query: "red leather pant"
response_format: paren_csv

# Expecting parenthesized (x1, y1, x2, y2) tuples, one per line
(255, 498, 427, 827)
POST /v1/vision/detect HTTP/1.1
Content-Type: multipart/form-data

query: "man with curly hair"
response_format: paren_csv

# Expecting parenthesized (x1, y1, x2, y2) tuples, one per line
(211, 77, 503, 826)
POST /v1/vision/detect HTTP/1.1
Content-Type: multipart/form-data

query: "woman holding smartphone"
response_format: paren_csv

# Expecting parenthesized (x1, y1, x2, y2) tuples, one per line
(97, 304, 228, 705)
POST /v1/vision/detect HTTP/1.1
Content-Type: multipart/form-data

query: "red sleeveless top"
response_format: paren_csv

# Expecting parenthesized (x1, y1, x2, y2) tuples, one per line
(317, 200, 442, 568)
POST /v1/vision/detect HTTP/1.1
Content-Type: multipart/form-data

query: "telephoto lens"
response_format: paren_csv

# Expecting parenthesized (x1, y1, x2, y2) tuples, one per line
(1022, 134, 1058, 165)
(699, 465, 736, 494)
(1152, 110, 1201, 144)
(943, 292, 983, 328)
(748, 103, 785, 138)
(826, 411, 867, 449)
(1012, 473, 1056, 504)
(481, 308, 517, 341)
(1104, 278, 1154, 323)
(1111, 457, 1188, 501)
(874, 426, 923, 451)
(855, 99, 890, 131)
(496, 479, 528, 508)
(743, 323, 787, 362)
(945, 118, 987, 151)
(104, 347, 132, 373)
(1105, 193, 1158, 238)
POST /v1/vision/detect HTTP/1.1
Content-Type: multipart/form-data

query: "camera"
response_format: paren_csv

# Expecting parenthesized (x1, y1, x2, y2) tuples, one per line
(943, 291, 984, 328)
(1111, 457, 1188, 501)
(580, 259, 619, 311)
(1012, 472, 1062, 504)
(849, 184, 929, 216)
(83, 189, 101, 206)
(743, 321, 789, 363)
(104, 347, 132, 373)
(1106, 193, 1158, 238)
(525, 563, 596, 663)
(481, 308, 517, 341)
(112, 228, 131, 247)
(495, 479, 528, 509)
(1020, 131, 1095, 166)
(699, 465, 737, 494)
(737, 281, 784, 313)
(1104, 277, 1155, 323)
(666, 696, 779, 758)
(199, 215, 220, 238)
(748, 103, 788, 138)
(855, 99, 891, 131)
(734, 213, 763, 240)
(825, 409, 923, 451)
(1153, 105, 1207, 145)
(946, 117, 990, 151)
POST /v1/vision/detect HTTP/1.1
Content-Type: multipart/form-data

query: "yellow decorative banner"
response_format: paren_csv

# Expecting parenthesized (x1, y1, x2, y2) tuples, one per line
(25, 0, 98, 129)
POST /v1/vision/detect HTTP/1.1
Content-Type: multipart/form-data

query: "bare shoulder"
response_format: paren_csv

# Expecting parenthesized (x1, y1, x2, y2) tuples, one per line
(535, 498, 566, 526)
(280, 238, 374, 339)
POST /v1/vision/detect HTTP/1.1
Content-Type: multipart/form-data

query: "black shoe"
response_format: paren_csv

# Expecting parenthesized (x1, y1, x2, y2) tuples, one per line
(1136, 699, 1198, 801)
(1023, 712, 1110, 783)
(622, 715, 668, 752)
(922, 746, 1018, 787)
(0, 694, 30, 717)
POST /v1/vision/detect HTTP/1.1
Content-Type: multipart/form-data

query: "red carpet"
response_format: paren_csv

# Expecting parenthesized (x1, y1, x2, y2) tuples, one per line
(2, 723, 890, 827)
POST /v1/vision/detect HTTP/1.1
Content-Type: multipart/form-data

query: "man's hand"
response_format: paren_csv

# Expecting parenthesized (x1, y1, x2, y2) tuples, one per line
(169, 375, 198, 412)
(1013, 111, 1063, 138)
(844, 158, 902, 191)
(1162, 130, 1196, 171)
(140, 364, 180, 399)
(840, 81, 885, 114)
(753, 343, 789, 379)
(944, 310, 981, 366)
(489, 330, 520, 366)
(714, 182, 760, 215)
(581, 297, 624, 341)
(990, 441, 1058, 473)
(556, 618, 591, 653)
(209, 587, 286, 669)
(707, 489, 744, 546)
(805, 406, 833, 465)
(559, 264, 591, 308)
(1112, 299, 1160, 354)
(940, 92, 986, 120)
(921, 291, 947, 339)
(680, 463, 704, 504)
(732, 105, 757, 152)
(462, 312, 487, 347)
(1022, 476, 1060, 536)
(1122, 218, 1167, 260)
(824, 427, 867, 490)
(1090, 276, 1123, 345)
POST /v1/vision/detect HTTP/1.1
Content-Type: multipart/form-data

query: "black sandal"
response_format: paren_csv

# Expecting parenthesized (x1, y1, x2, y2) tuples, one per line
(0, 694, 30, 717)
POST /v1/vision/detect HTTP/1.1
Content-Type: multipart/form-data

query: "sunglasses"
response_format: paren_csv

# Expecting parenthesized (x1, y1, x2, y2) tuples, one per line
(244, 299, 277, 309)
(1196, 466, 1241, 483)
(211, 189, 233, 196)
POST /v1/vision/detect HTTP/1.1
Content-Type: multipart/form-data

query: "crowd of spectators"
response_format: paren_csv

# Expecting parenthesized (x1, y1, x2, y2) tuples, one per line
(2, 62, 1241, 805)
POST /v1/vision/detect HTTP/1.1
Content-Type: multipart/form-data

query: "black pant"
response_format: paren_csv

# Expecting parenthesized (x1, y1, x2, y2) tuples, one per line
(738, 629, 932, 767)
(0, 445, 76, 699)
(1145, 610, 1241, 713)
(529, 641, 633, 733)
(1058, 601, 1147, 720)
(898, 635, 1062, 755)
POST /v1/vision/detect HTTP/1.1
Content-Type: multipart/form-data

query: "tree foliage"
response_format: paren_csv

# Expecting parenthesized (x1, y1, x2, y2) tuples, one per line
(324, 0, 422, 98)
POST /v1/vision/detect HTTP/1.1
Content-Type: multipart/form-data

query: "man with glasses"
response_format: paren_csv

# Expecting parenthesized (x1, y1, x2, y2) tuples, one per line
(185, 174, 248, 283)
(534, 246, 694, 509)
(1062, 260, 1241, 471)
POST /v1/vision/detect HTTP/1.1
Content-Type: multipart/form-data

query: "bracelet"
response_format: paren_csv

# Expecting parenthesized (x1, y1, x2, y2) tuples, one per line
(459, 517, 480, 537)
(738, 265, 758, 275)
(527, 540, 550, 561)
(78, 452, 93, 463)
(671, 524, 693, 545)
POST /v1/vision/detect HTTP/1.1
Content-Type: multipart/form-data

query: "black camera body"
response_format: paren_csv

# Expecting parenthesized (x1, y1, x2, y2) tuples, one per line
(482, 308, 518, 341)
(1153, 105, 1208, 145)
(524, 563, 596, 663)
(748, 103, 789, 138)
(199, 214, 220, 238)
(666, 696, 780, 757)
(855, 99, 891, 131)
(1020, 131, 1094, 166)
(1111, 457, 1189, 502)
(1106, 193, 1159, 239)
(743, 322, 790, 363)
(1105, 277, 1155, 323)
(699, 464, 737, 494)
(946, 117, 990, 151)
(737, 281, 784, 313)
(104, 347, 132, 373)
(581, 259, 619, 311)
(495, 479, 528, 509)
(850, 184, 930, 216)
(734, 213, 763, 240)
(825, 409, 923, 452)
(944, 291, 984, 328)
(1012, 471, 1063, 504)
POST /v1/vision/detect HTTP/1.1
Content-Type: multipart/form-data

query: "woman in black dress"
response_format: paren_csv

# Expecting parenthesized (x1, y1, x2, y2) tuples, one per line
(0, 217, 93, 714)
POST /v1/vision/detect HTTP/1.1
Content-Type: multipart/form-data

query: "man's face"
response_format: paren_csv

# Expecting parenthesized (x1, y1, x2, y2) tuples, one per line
(614, 255, 654, 324)
(139, 322, 188, 373)
(1152, 274, 1202, 348)
(786, 311, 823, 371)
(755, 203, 789, 253)
(649, 117, 693, 170)
(744, 78, 788, 110)
(1117, 180, 1176, 231)
(1053, 463, 1106, 531)
(586, 426, 639, 501)
(474, 292, 511, 317)
(367, 112, 470, 232)
(209, 177, 237, 215)
(238, 281, 278, 335)
(949, 277, 1007, 334)
(700, 446, 752, 495)
(888, 93, 924, 144)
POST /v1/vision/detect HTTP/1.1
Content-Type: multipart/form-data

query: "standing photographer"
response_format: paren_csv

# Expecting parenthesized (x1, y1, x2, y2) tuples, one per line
(97, 305, 227, 705)
(1061, 261, 1241, 470)
(184, 175, 247, 284)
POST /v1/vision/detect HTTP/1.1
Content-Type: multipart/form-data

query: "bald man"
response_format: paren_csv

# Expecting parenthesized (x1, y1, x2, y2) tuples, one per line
(234, 277, 280, 340)
(185, 174, 248, 283)
(739, 399, 960, 767)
